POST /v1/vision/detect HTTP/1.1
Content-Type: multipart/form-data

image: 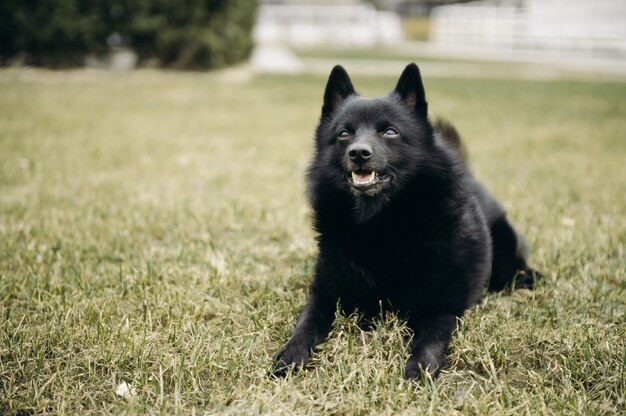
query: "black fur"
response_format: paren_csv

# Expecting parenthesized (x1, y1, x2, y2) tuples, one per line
(274, 63, 542, 379)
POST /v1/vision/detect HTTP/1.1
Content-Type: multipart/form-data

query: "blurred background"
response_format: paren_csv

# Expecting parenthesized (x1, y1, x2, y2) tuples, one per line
(1, 0, 625, 77)
(252, 0, 626, 78)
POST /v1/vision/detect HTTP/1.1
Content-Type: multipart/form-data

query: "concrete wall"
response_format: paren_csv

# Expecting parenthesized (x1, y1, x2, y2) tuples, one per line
(254, 4, 404, 46)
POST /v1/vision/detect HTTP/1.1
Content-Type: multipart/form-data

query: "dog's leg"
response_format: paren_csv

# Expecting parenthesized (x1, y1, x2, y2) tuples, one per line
(405, 314, 457, 379)
(273, 290, 336, 376)
(488, 215, 542, 291)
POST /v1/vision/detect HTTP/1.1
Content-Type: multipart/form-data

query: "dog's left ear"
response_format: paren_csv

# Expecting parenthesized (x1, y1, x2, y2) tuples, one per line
(394, 63, 427, 118)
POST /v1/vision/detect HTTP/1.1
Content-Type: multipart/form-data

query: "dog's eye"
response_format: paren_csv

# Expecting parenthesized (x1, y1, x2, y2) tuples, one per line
(337, 130, 351, 140)
(383, 128, 399, 137)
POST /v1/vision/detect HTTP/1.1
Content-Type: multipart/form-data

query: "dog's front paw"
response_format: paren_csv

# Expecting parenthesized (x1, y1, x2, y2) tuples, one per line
(405, 351, 444, 380)
(273, 342, 313, 377)
(514, 267, 544, 290)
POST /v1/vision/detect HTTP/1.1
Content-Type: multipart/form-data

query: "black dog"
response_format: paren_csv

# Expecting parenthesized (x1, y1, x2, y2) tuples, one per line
(274, 63, 541, 379)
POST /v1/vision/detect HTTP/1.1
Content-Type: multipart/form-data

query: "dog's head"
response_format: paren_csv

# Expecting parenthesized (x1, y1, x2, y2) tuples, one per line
(310, 64, 436, 221)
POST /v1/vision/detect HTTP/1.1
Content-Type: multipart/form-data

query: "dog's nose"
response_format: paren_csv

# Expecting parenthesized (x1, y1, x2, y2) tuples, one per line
(348, 144, 372, 163)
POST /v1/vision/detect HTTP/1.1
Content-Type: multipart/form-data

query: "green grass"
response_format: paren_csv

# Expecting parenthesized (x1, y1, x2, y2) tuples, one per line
(290, 46, 626, 81)
(291, 45, 471, 63)
(0, 67, 624, 415)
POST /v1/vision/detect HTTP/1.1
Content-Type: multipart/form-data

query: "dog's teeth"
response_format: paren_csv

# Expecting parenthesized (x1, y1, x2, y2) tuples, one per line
(352, 171, 376, 184)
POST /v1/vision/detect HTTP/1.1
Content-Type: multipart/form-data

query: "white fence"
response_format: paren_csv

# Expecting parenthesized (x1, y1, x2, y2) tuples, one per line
(431, 0, 626, 56)
(254, 4, 403, 46)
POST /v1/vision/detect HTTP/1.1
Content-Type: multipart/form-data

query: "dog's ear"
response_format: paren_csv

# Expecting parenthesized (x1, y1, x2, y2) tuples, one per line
(394, 63, 427, 118)
(322, 65, 356, 118)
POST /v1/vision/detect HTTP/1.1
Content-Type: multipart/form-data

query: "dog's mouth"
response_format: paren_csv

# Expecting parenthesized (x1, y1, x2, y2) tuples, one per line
(348, 170, 391, 191)
(351, 170, 376, 185)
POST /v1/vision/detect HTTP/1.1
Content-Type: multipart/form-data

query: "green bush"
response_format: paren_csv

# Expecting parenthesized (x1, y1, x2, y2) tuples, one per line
(0, 0, 108, 67)
(0, 0, 257, 69)
(128, 0, 257, 69)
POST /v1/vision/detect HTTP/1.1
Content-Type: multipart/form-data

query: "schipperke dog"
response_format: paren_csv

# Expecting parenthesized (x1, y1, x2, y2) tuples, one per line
(274, 63, 541, 380)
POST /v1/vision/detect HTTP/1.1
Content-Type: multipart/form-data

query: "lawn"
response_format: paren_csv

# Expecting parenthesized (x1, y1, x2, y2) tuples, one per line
(0, 67, 624, 415)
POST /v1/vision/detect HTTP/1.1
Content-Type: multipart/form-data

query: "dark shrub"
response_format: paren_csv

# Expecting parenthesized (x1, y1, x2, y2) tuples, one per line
(0, 0, 257, 69)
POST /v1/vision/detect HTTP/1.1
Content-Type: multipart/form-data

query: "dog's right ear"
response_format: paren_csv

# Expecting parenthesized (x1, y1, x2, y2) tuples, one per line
(322, 65, 356, 118)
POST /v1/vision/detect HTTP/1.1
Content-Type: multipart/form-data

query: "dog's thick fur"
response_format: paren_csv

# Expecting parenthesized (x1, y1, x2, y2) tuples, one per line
(274, 64, 541, 379)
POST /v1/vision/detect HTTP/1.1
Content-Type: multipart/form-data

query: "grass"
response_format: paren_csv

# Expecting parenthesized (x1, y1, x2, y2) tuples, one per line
(290, 46, 626, 82)
(291, 45, 473, 63)
(0, 67, 624, 415)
